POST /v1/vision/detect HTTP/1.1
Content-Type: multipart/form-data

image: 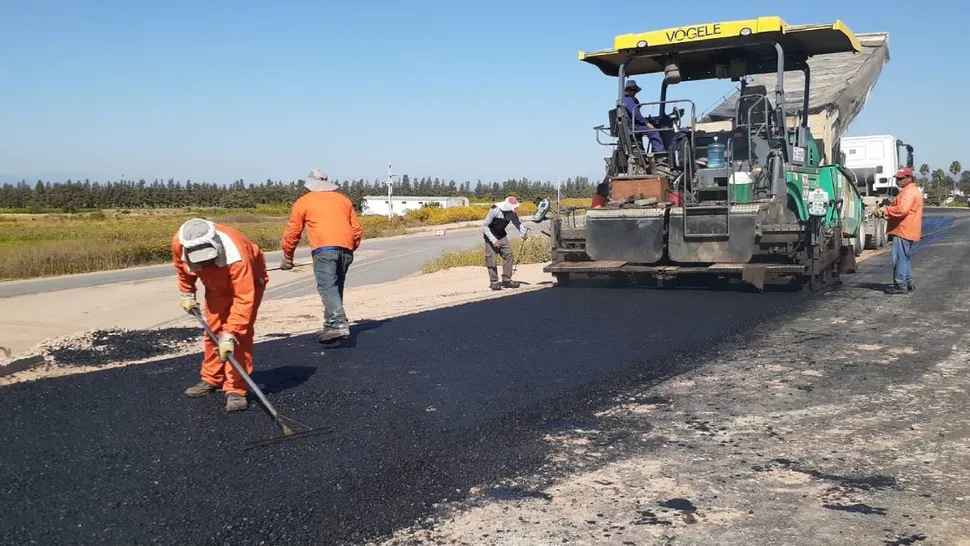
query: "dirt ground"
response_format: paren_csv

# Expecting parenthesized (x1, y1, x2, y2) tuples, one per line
(1, 243, 885, 387)
(0, 263, 553, 386)
(0, 220, 504, 359)
(0, 245, 884, 386)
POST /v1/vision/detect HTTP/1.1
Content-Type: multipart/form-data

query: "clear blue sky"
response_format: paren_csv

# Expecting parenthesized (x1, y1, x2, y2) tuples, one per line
(0, 0, 964, 185)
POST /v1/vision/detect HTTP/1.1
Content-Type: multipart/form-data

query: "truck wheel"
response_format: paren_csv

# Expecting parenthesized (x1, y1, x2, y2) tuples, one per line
(854, 222, 865, 257)
(553, 273, 572, 287)
(864, 218, 877, 250)
(876, 220, 887, 248)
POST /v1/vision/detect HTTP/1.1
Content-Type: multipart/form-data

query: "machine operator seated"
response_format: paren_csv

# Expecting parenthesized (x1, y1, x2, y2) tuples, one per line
(622, 79, 666, 155)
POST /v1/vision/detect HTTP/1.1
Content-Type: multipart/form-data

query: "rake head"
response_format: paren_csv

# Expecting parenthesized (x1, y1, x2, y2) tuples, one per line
(242, 415, 335, 451)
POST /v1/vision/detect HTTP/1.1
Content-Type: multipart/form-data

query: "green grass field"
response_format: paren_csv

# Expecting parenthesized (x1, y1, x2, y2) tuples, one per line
(0, 199, 591, 281)
(0, 207, 295, 280)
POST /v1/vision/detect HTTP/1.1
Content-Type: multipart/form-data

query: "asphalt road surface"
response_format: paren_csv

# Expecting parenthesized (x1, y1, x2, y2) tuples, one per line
(0, 223, 537, 300)
(0, 210, 963, 545)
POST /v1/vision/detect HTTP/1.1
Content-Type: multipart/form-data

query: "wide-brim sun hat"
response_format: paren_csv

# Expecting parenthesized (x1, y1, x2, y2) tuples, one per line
(305, 169, 339, 192)
(179, 218, 220, 263)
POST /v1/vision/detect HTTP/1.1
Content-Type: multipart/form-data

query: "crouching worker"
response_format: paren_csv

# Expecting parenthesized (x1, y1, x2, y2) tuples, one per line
(172, 218, 269, 412)
(483, 196, 529, 290)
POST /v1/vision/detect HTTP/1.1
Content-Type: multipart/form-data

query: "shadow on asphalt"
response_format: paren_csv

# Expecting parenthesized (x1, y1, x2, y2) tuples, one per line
(560, 277, 807, 293)
(250, 365, 317, 395)
(850, 281, 894, 292)
(343, 317, 392, 348)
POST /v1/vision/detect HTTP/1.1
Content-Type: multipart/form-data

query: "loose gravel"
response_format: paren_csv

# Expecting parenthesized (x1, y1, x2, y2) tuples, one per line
(0, 327, 200, 378)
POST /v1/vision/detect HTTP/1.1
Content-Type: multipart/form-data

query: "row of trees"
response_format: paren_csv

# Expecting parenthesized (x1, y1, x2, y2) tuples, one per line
(0, 176, 596, 213)
(3, 160, 966, 213)
(917, 161, 970, 205)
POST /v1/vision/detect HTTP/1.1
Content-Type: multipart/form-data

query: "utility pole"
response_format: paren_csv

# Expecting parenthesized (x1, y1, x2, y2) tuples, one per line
(387, 164, 393, 220)
(557, 175, 562, 211)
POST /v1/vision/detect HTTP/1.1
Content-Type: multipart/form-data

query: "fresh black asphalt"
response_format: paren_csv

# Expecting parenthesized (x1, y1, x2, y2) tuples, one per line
(0, 210, 960, 545)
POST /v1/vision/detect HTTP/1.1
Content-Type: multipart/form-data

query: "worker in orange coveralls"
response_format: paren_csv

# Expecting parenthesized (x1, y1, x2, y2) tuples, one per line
(172, 218, 269, 412)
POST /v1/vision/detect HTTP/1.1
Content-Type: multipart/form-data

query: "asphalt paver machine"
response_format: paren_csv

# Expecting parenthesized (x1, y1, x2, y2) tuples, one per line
(545, 16, 865, 290)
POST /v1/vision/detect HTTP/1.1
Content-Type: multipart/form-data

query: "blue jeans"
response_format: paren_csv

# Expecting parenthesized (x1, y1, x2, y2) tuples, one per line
(313, 248, 354, 328)
(891, 236, 914, 287)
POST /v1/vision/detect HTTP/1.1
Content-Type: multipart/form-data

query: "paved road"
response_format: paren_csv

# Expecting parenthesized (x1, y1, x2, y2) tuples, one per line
(0, 223, 539, 299)
(0, 210, 962, 545)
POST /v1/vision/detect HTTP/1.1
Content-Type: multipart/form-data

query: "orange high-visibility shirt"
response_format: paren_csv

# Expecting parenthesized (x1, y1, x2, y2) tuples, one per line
(884, 183, 924, 242)
(281, 191, 363, 257)
(591, 194, 608, 208)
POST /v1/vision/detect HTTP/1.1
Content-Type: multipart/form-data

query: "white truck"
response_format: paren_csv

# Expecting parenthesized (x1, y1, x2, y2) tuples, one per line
(839, 134, 915, 254)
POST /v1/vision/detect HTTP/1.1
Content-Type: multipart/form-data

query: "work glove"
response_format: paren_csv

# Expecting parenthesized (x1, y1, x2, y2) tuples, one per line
(279, 256, 294, 271)
(521, 229, 529, 241)
(180, 293, 200, 315)
(873, 207, 886, 219)
(217, 332, 236, 362)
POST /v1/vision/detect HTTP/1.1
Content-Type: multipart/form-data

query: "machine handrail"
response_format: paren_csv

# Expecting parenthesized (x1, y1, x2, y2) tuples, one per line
(593, 125, 616, 147)
(739, 94, 772, 170)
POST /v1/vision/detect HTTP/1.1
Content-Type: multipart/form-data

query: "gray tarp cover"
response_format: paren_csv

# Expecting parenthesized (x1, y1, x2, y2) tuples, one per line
(703, 33, 889, 141)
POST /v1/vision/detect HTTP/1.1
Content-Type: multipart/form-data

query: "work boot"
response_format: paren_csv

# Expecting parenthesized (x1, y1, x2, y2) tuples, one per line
(318, 325, 350, 344)
(884, 284, 907, 295)
(501, 280, 521, 288)
(225, 393, 248, 412)
(489, 282, 503, 291)
(908, 283, 916, 292)
(184, 381, 219, 397)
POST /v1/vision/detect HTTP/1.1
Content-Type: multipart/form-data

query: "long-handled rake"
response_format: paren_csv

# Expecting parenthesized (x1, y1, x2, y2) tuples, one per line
(190, 310, 330, 450)
(266, 260, 313, 272)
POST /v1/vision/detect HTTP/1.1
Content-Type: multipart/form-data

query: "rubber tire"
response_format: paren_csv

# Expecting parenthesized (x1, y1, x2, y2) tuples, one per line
(854, 221, 865, 257)
(553, 273, 572, 287)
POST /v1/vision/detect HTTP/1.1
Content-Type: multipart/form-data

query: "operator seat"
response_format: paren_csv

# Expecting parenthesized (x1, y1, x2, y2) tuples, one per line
(733, 85, 774, 166)
(736, 85, 772, 130)
(609, 106, 652, 155)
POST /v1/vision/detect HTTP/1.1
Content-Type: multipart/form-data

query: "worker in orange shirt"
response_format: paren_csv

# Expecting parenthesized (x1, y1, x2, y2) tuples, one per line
(875, 167, 923, 294)
(280, 170, 363, 343)
(591, 181, 610, 208)
(172, 218, 269, 412)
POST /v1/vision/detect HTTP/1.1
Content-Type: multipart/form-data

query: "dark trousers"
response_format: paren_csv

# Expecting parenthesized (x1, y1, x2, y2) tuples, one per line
(484, 237, 514, 283)
(313, 248, 354, 328)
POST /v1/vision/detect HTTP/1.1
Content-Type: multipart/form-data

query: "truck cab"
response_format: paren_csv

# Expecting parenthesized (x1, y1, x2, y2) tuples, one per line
(841, 134, 915, 196)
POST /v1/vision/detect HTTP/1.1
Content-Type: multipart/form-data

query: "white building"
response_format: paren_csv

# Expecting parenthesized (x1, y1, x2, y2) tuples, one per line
(361, 195, 469, 217)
